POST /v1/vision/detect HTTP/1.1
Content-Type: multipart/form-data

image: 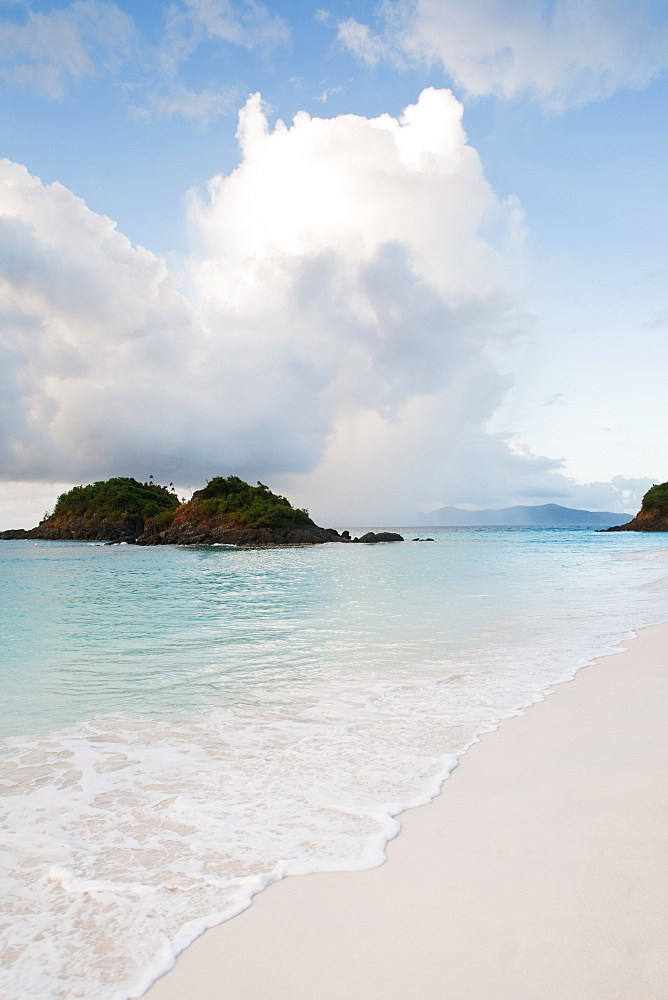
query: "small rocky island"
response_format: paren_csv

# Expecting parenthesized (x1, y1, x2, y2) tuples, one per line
(0, 476, 404, 546)
(605, 481, 668, 532)
(141, 476, 342, 546)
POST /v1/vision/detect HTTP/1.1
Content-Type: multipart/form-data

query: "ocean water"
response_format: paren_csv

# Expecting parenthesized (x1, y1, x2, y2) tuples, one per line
(1, 528, 668, 1000)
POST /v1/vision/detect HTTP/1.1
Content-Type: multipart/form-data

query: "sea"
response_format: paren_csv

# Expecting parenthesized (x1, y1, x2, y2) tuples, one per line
(1, 528, 668, 1000)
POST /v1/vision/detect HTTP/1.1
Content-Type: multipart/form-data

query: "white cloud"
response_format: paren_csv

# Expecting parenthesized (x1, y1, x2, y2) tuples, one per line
(336, 16, 394, 67)
(0, 161, 206, 481)
(186, 0, 289, 49)
(315, 84, 343, 103)
(0, 0, 135, 98)
(338, 0, 668, 110)
(160, 0, 289, 76)
(132, 84, 239, 124)
(564, 476, 657, 513)
(0, 91, 649, 524)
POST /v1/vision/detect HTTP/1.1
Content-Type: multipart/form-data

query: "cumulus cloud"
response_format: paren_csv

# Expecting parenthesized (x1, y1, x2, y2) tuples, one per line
(0, 90, 647, 523)
(0, 0, 135, 98)
(337, 0, 668, 110)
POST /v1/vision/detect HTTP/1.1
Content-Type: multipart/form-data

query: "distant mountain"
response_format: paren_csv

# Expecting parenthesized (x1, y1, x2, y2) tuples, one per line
(417, 503, 632, 527)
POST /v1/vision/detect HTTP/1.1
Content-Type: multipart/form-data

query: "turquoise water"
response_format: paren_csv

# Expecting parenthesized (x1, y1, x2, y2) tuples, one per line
(1, 530, 668, 999)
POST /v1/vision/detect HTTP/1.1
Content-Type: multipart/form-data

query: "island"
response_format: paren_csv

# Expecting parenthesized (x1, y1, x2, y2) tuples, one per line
(605, 481, 668, 531)
(0, 475, 404, 546)
(139, 476, 342, 546)
(0, 477, 179, 542)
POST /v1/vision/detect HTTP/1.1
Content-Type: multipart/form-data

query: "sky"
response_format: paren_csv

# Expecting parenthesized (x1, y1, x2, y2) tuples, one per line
(0, 0, 667, 526)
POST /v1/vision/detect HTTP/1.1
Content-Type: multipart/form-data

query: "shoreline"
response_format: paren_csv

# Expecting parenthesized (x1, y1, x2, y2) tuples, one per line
(140, 621, 668, 999)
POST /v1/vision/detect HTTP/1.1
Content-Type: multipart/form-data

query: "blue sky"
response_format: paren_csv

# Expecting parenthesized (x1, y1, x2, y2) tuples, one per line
(1, 0, 667, 524)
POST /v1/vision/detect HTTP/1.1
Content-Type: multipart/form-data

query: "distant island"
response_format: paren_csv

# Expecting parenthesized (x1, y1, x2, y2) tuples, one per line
(0, 476, 403, 546)
(417, 503, 632, 527)
(0, 476, 339, 546)
(605, 481, 668, 532)
(6, 477, 667, 542)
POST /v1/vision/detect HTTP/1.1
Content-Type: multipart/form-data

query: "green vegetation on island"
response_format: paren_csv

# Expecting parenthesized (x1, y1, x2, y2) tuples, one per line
(196, 476, 311, 530)
(0, 474, 357, 546)
(606, 480, 668, 532)
(149, 476, 342, 546)
(641, 482, 668, 511)
(52, 477, 179, 524)
(1, 477, 181, 542)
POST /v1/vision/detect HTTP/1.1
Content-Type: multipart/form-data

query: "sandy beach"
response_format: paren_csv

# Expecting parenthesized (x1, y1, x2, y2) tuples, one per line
(141, 622, 668, 1000)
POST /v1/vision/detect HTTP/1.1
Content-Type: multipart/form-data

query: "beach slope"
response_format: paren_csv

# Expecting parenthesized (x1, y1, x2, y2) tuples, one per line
(141, 623, 668, 1000)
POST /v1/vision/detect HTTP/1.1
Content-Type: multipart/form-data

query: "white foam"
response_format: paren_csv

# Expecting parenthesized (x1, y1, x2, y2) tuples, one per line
(0, 628, 654, 1000)
(3, 540, 668, 999)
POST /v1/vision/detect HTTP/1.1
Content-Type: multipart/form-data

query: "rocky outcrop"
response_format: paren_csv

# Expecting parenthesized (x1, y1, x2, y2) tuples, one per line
(3, 514, 147, 542)
(0, 478, 179, 542)
(354, 531, 404, 543)
(0, 528, 33, 539)
(0, 475, 343, 546)
(135, 476, 342, 547)
(606, 482, 668, 532)
(138, 501, 340, 546)
(0, 475, 411, 546)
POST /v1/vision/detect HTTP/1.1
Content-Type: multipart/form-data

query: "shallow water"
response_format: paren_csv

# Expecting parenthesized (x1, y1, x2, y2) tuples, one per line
(1, 529, 668, 999)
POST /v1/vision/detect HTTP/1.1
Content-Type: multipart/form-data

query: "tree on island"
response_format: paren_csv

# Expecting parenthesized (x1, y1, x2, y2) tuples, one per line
(52, 477, 179, 525)
(606, 480, 668, 532)
(0, 475, 355, 546)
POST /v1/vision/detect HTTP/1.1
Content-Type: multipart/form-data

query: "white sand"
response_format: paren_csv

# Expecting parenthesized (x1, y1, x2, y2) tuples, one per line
(141, 623, 668, 999)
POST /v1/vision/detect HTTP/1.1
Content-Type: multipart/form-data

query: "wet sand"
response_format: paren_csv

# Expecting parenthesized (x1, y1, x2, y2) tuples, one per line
(141, 623, 668, 1000)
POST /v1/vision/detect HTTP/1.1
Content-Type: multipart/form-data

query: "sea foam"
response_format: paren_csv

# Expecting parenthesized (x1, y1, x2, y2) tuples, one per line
(1, 532, 668, 999)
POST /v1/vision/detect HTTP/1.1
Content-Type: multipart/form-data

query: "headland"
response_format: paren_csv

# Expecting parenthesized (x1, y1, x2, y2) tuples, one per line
(606, 481, 668, 531)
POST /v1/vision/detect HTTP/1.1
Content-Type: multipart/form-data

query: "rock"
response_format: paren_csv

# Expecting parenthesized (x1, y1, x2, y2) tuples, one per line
(0, 478, 180, 543)
(0, 475, 343, 547)
(356, 531, 404, 543)
(136, 477, 341, 546)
